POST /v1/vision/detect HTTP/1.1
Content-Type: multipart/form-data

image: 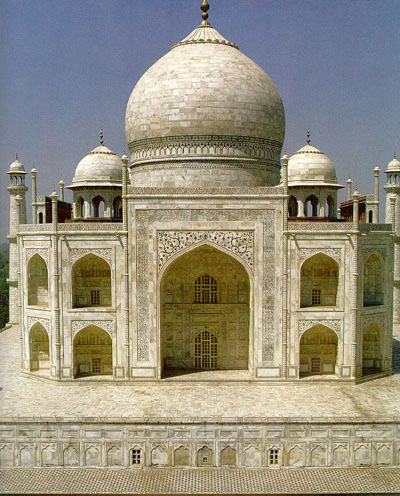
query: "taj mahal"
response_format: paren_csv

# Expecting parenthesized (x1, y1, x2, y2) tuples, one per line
(1, 1, 400, 491)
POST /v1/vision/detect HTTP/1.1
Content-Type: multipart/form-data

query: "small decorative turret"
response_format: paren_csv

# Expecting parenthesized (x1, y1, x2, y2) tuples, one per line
(7, 155, 28, 325)
(384, 152, 400, 224)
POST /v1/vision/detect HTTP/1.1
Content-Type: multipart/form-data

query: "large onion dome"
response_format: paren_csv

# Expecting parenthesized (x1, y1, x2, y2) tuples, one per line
(125, 7, 285, 188)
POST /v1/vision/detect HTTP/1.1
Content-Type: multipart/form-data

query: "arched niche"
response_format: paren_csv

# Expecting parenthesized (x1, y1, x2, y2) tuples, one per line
(300, 254, 339, 307)
(288, 196, 298, 217)
(75, 196, 84, 218)
(92, 195, 105, 218)
(73, 325, 112, 377)
(326, 195, 335, 218)
(305, 194, 319, 217)
(29, 323, 50, 372)
(72, 254, 111, 308)
(300, 325, 338, 377)
(113, 196, 122, 220)
(160, 245, 250, 375)
(363, 254, 384, 306)
(28, 254, 48, 306)
(362, 323, 382, 373)
(38, 212, 44, 224)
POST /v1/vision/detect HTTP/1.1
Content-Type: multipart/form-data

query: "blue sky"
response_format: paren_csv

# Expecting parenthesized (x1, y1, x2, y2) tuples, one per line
(0, 0, 399, 240)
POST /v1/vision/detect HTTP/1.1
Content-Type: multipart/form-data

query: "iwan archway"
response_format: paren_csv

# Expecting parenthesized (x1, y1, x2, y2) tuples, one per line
(159, 244, 251, 377)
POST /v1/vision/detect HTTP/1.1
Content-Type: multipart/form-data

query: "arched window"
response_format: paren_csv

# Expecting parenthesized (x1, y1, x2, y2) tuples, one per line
(363, 254, 384, 306)
(300, 254, 339, 307)
(113, 196, 122, 220)
(29, 323, 50, 372)
(288, 196, 298, 217)
(73, 325, 112, 377)
(194, 330, 217, 369)
(305, 195, 319, 217)
(75, 196, 84, 218)
(92, 195, 105, 218)
(362, 323, 382, 373)
(368, 210, 373, 223)
(300, 325, 338, 376)
(28, 255, 48, 306)
(194, 274, 217, 303)
(72, 254, 111, 308)
(326, 195, 335, 218)
(38, 212, 43, 224)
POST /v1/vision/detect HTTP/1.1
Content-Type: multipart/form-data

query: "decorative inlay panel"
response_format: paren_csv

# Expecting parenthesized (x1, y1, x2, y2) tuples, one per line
(26, 249, 49, 264)
(128, 186, 283, 196)
(157, 231, 253, 272)
(136, 209, 275, 363)
(129, 135, 282, 165)
(361, 313, 386, 330)
(71, 320, 114, 338)
(298, 319, 342, 336)
(69, 248, 112, 265)
(298, 248, 342, 264)
(27, 317, 50, 332)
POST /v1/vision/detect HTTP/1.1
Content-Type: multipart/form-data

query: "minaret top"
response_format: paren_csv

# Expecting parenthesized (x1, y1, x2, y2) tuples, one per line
(201, 0, 210, 25)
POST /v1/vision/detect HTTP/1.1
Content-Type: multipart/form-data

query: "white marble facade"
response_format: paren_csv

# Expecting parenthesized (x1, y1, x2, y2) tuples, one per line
(7, 7, 399, 384)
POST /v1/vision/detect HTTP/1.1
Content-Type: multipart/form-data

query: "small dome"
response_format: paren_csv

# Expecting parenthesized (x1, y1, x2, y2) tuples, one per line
(288, 143, 340, 188)
(8, 158, 25, 173)
(386, 154, 400, 171)
(71, 144, 122, 187)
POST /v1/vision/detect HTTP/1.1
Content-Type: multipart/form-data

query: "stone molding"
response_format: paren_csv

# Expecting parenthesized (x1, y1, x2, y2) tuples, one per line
(26, 248, 49, 264)
(157, 231, 254, 272)
(27, 316, 51, 333)
(136, 209, 275, 363)
(71, 320, 114, 338)
(289, 223, 351, 231)
(361, 313, 386, 330)
(129, 135, 282, 165)
(69, 248, 113, 265)
(298, 248, 342, 264)
(59, 224, 123, 232)
(298, 319, 342, 337)
(128, 186, 283, 196)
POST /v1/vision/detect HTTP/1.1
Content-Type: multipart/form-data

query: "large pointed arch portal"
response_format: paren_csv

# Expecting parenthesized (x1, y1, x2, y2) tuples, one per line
(160, 245, 250, 376)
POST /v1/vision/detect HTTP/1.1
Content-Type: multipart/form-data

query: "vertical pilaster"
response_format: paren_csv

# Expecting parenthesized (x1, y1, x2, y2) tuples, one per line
(50, 190, 61, 379)
(122, 154, 130, 378)
(373, 165, 380, 224)
(393, 195, 400, 325)
(31, 166, 38, 224)
(351, 190, 360, 378)
(14, 196, 23, 350)
(281, 153, 289, 379)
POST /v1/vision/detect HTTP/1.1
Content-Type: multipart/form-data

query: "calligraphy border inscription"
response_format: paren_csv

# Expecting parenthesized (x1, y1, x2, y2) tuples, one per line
(136, 209, 275, 362)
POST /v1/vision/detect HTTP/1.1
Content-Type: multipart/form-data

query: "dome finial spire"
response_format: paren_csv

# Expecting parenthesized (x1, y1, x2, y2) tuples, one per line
(201, 0, 210, 25)
(306, 129, 311, 145)
(16, 152, 18, 161)
(100, 128, 104, 146)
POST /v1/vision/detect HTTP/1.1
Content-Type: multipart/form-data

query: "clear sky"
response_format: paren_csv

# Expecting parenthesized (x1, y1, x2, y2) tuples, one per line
(0, 0, 399, 241)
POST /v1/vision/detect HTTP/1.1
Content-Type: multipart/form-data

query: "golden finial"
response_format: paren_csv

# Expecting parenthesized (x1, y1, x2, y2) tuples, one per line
(100, 128, 104, 146)
(16, 152, 18, 160)
(306, 129, 311, 145)
(201, 0, 210, 22)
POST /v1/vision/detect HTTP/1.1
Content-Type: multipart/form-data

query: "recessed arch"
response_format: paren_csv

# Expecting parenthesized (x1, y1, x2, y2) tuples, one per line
(300, 253, 339, 307)
(72, 254, 111, 308)
(326, 195, 335, 218)
(363, 253, 384, 306)
(75, 196, 84, 218)
(73, 325, 112, 377)
(113, 196, 122, 220)
(28, 254, 48, 306)
(288, 196, 298, 217)
(159, 244, 250, 375)
(305, 194, 319, 217)
(92, 195, 105, 218)
(300, 324, 338, 377)
(29, 322, 50, 372)
(362, 322, 383, 374)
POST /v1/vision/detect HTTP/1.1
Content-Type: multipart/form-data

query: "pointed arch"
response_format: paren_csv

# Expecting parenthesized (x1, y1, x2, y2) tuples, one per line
(300, 253, 339, 307)
(326, 195, 335, 218)
(73, 325, 112, 377)
(29, 322, 50, 372)
(362, 322, 382, 373)
(28, 254, 48, 306)
(112, 196, 122, 220)
(92, 195, 105, 218)
(72, 254, 111, 308)
(288, 196, 298, 217)
(305, 194, 319, 217)
(363, 253, 384, 306)
(300, 324, 338, 377)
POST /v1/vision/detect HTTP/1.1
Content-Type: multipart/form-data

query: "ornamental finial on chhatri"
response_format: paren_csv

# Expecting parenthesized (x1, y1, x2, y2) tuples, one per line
(16, 152, 18, 160)
(100, 129, 104, 146)
(201, 0, 210, 24)
(306, 129, 311, 145)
